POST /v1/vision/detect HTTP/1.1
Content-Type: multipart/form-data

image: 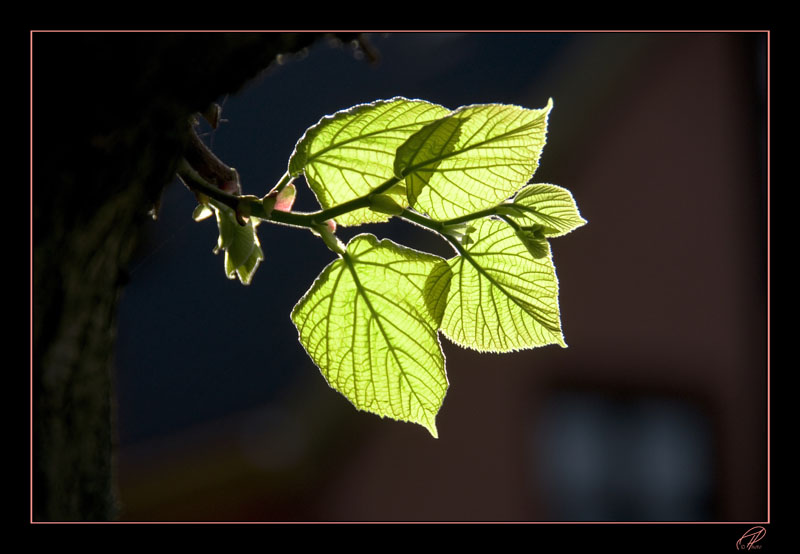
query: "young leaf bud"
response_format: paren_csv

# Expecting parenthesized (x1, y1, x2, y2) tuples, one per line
(314, 222, 345, 255)
(274, 184, 297, 212)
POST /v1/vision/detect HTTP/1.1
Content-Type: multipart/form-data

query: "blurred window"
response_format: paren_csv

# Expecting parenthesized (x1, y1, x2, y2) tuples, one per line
(532, 391, 714, 521)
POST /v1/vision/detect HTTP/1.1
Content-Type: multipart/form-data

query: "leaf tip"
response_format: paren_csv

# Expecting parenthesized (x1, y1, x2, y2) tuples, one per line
(424, 421, 439, 439)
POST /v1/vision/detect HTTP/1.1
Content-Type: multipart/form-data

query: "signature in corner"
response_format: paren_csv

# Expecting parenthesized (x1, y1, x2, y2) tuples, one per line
(737, 526, 766, 550)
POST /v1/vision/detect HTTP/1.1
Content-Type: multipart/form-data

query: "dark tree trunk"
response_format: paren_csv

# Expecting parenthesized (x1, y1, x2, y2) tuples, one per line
(32, 32, 360, 521)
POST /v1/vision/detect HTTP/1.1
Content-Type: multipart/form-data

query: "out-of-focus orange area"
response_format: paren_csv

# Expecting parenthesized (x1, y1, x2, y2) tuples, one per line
(116, 32, 767, 522)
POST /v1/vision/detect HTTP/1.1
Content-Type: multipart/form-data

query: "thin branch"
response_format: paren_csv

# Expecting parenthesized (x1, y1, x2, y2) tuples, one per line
(183, 123, 240, 194)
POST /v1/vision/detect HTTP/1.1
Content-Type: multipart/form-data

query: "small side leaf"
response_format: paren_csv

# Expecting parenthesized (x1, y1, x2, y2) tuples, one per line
(441, 218, 565, 352)
(505, 183, 587, 237)
(291, 235, 450, 437)
(207, 200, 264, 285)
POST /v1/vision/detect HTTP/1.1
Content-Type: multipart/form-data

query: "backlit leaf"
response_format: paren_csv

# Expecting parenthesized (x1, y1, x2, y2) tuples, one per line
(288, 98, 449, 227)
(502, 183, 587, 237)
(440, 218, 565, 352)
(396, 100, 553, 221)
(291, 235, 451, 437)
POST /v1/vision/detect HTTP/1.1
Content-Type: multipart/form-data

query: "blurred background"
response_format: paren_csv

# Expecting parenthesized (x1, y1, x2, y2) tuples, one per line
(113, 32, 768, 522)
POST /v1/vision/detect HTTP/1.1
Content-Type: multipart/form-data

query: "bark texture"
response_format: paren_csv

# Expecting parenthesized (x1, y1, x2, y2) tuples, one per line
(32, 32, 360, 521)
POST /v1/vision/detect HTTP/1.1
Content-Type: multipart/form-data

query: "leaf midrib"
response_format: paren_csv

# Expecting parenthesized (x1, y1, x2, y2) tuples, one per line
(342, 251, 435, 416)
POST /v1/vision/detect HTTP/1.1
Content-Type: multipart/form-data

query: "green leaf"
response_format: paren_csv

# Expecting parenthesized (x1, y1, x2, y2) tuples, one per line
(232, 242, 263, 285)
(291, 234, 451, 437)
(396, 99, 553, 221)
(502, 183, 587, 237)
(288, 97, 450, 227)
(439, 218, 565, 352)
(208, 200, 264, 285)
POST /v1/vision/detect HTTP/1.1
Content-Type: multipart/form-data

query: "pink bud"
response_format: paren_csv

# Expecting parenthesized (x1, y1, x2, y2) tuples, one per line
(274, 183, 297, 212)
